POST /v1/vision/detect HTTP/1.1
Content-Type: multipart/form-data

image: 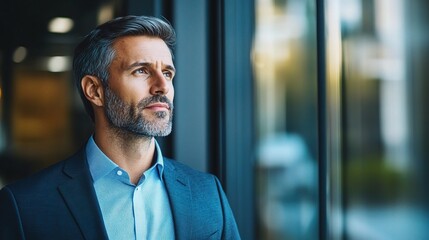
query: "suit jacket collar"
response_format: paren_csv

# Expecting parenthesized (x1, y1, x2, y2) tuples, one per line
(58, 149, 109, 240)
(163, 158, 193, 240)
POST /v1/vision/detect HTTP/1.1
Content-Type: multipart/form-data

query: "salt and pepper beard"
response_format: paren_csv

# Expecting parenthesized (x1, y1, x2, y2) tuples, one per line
(104, 85, 173, 137)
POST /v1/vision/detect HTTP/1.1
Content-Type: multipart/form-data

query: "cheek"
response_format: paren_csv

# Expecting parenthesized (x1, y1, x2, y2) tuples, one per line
(169, 86, 175, 101)
(128, 82, 151, 96)
(166, 81, 174, 95)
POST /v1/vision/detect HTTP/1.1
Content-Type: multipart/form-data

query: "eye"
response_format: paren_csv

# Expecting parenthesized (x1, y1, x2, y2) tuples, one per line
(133, 67, 149, 75)
(163, 71, 174, 80)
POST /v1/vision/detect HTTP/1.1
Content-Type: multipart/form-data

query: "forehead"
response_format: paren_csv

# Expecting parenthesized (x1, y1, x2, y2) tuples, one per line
(111, 35, 173, 65)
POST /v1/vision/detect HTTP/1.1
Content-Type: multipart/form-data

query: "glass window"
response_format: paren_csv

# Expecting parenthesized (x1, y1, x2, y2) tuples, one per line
(0, 0, 118, 185)
(252, 0, 319, 239)
(340, 0, 429, 239)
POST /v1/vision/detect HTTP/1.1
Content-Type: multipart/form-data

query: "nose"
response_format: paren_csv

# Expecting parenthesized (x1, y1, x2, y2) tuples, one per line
(149, 71, 170, 96)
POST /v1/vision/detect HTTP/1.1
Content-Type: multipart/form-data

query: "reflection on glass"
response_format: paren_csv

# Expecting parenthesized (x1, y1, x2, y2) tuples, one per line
(253, 0, 318, 239)
(340, 0, 429, 239)
(0, 0, 111, 185)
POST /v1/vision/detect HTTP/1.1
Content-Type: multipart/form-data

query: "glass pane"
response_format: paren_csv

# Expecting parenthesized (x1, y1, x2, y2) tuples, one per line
(340, 0, 429, 239)
(252, 0, 319, 239)
(0, 0, 117, 185)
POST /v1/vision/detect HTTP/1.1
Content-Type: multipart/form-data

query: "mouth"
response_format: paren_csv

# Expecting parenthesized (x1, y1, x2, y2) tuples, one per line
(144, 102, 170, 111)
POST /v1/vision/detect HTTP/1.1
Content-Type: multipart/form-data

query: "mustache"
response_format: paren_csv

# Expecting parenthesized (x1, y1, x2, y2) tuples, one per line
(137, 95, 174, 110)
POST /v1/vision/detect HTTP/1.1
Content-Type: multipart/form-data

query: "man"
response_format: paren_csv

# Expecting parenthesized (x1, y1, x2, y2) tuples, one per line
(0, 15, 240, 240)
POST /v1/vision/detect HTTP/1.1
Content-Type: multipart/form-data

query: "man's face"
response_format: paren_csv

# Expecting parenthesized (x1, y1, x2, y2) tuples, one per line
(104, 36, 175, 137)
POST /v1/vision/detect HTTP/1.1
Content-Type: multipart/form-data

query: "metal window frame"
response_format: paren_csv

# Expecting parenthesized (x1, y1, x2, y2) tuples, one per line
(317, 0, 344, 239)
(220, 1, 256, 239)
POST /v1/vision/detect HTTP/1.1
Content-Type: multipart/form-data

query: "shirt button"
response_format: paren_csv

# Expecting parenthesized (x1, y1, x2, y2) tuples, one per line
(116, 170, 123, 176)
(136, 187, 139, 191)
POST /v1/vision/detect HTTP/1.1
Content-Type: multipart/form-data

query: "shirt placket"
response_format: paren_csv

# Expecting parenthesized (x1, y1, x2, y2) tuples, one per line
(133, 175, 146, 240)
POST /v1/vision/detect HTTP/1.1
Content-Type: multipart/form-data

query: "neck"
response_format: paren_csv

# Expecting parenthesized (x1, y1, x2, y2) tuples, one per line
(94, 124, 156, 185)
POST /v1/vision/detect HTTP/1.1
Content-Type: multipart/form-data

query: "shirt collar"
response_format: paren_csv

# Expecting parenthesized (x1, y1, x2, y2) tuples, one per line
(153, 139, 165, 181)
(86, 136, 165, 183)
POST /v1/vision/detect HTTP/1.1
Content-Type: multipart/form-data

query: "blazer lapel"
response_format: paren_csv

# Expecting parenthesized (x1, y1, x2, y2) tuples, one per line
(57, 150, 108, 240)
(163, 159, 192, 240)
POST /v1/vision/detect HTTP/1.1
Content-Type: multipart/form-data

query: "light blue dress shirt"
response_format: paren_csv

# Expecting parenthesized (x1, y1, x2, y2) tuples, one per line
(86, 136, 175, 240)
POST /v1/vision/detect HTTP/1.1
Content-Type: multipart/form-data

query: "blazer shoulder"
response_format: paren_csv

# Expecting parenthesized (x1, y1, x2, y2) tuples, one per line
(3, 149, 86, 194)
(163, 157, 215, 180)
(163, 157, 223, 198)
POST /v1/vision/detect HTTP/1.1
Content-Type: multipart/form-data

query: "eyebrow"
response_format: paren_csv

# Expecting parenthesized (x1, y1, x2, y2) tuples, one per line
(126, 61, 176, 72)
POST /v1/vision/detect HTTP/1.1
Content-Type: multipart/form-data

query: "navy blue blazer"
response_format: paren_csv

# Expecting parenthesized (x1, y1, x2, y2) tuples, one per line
(0, 148, 240, 240)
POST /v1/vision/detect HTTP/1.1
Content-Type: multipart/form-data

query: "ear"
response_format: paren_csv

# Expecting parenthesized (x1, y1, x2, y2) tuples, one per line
(81, 75, 104, 107)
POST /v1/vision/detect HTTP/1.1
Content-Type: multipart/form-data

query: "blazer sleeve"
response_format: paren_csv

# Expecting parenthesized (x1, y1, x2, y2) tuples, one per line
(214, 176, 241, 240)
(0, 186, 25, 240)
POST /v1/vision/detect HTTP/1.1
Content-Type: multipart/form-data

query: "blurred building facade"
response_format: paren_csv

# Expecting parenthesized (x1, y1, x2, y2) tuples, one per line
(1, 0, 429, 239)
